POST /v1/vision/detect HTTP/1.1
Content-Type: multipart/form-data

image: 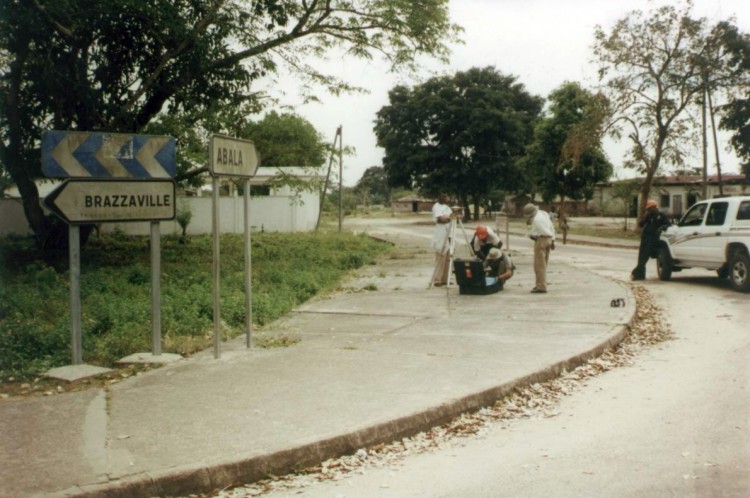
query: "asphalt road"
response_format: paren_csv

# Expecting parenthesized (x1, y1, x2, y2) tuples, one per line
(256, 217, 750, 498)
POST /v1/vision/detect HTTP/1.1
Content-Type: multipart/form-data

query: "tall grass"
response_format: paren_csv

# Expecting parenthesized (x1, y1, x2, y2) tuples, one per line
(0, 231, 389, 379)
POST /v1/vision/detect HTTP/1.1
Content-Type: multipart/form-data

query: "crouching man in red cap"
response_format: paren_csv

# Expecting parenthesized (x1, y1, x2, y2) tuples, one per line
(471, 225, 502, 261)
(631, 199, 671, 281)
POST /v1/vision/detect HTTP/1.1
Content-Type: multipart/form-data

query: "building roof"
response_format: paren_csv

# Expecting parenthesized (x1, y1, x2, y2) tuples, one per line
(603, 173, 746, 187)
(394, 195, 431, 203)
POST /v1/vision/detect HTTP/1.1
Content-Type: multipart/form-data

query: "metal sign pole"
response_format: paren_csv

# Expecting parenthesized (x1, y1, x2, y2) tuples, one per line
(207, 134, 259, 357)
(212, 176, 222, 358)
(69, 225, 83, 364)
(338, 125, 343, 232)
(244, 178, 253, 348)
(150, 221, 162, 355)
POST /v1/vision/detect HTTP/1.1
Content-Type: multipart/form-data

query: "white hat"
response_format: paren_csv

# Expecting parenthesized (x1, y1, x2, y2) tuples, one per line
(523, 203, 538, 221)
(487, 248, 503, 260)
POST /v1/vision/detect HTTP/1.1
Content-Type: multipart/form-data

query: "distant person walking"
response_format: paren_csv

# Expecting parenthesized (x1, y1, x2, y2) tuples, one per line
(559, 214, 570, 244)
(524, 203, 556, 293)
(631, 199, 671, 281)
(431, 193, 454, 286)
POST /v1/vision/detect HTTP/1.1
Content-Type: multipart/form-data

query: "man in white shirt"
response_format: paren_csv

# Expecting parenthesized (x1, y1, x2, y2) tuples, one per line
(523, 203, 556, 293)
(431, 193, 454, 286)
(471, 225, 502, 261)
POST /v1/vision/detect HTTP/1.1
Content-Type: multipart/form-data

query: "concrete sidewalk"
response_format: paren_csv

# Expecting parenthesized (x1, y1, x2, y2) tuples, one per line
(0, 225, 635, 498)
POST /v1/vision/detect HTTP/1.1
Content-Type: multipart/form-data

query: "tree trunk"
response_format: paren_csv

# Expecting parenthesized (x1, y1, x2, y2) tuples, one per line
(14, 175, 49, 240)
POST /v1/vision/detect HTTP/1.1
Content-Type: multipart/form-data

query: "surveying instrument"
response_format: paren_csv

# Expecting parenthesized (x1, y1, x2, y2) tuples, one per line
(429, 212, 472, 288)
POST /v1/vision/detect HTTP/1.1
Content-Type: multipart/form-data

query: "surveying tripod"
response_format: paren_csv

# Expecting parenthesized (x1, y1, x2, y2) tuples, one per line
(429, 214, 472, 288)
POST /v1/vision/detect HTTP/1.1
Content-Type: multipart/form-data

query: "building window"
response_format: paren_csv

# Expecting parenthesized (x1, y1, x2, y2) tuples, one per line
(250, 185, 270, 196)
(660, 194, 670, 208)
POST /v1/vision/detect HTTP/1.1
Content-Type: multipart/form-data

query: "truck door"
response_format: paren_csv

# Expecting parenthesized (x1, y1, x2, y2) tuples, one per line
(700, 201, 729, 263)
(669, 202, 708, 261)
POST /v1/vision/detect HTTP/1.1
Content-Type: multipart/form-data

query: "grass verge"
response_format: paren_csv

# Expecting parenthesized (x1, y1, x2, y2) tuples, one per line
(0, 230, 390, 382)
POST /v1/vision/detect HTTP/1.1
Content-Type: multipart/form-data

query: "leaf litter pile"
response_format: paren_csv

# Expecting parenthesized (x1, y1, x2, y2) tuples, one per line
(208, 285, 673, 497)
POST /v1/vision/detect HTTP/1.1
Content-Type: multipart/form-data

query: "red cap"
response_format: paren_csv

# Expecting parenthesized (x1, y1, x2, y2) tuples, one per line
(476, 226, 488, 239)
(646, 200, 657, 209)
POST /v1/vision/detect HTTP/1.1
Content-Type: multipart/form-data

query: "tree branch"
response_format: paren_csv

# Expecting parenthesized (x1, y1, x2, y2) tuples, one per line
(31, 0, 75, 40)
(124, 0, 226, 113)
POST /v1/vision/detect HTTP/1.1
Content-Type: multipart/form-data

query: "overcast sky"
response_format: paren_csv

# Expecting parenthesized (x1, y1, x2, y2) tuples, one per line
(260, 0, 750, 186)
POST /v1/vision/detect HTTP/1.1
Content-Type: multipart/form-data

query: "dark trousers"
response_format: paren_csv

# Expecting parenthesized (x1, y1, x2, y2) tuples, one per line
(632, 236, 658, 279)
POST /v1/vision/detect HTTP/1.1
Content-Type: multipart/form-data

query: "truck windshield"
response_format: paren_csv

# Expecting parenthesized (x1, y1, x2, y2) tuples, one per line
(679, 204, 707, 227)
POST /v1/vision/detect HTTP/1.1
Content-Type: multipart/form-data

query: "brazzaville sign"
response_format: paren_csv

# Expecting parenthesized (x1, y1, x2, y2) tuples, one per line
(209, 135, 259, 178)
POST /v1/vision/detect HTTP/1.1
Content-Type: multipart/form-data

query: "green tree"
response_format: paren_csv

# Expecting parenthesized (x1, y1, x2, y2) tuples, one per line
(374, 66, 542, 220)
(688, 21, 749, 197)
(593, 2, 708, 217)
(0, 0, 460, 249)
(242, 111, 326, 167)
(523, 82, 613, 215)
(715, 23, 750, 172)
(354, 166, 390, 206)
(608, 178, 641, 230)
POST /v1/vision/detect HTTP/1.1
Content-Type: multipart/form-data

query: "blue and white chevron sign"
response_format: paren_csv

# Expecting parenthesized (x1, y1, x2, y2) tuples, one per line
(42, 130, 176, 178)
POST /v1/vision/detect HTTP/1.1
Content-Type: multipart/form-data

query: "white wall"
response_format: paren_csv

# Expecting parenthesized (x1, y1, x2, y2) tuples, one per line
(0, 191, 320, 237)
(106, 192, 319, 236)
(0, 199, 30, 236)
(1, 166, 324, 236)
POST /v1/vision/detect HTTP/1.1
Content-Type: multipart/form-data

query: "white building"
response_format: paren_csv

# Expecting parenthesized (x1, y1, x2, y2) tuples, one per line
(593, 174, 749, 218)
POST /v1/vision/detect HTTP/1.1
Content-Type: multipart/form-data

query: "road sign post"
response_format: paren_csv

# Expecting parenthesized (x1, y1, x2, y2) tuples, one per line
(151, 222, 162, 356)
(243, 178, 252, 349)
(42, 130, 177, 371)
(69, 225, 82, 365)
(208, 135, 259, 358)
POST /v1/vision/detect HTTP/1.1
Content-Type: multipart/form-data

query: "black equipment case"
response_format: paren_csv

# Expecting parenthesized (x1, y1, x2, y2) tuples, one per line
(452, 259, 502, 295)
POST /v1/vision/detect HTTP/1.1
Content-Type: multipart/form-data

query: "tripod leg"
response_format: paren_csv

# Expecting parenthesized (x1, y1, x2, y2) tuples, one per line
(446, 218, 457, 287)
(456, 218, 474, 258)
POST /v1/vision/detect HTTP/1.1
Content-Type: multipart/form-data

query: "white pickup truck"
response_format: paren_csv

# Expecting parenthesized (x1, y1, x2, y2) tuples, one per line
(657, 195, 750, 292)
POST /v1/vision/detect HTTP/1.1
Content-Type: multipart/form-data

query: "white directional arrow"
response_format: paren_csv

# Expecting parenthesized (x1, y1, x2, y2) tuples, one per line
(42, 130, 176, 178)
(51, 133, 90, 177)
(44, 179, 176, 224)
(136, 136, 173, 178)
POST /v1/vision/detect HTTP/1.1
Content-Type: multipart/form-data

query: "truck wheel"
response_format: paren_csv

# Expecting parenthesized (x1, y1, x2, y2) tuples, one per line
(728, 252, 750, 292)
(657, 246, 673, 281)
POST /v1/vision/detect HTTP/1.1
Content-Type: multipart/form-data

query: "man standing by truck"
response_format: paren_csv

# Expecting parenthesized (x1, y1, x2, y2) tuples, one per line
(631, 199, 671, 281)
